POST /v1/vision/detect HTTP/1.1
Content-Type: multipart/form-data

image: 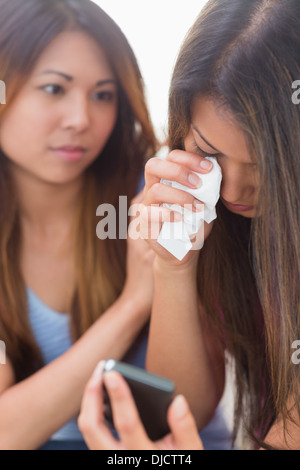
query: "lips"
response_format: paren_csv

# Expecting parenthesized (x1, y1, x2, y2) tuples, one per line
(50, 145, 87, 162)
(221, 198, 254, 212)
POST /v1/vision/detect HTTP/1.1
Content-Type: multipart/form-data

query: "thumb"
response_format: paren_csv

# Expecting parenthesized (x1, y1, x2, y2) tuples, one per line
(167, 395, 204, 450)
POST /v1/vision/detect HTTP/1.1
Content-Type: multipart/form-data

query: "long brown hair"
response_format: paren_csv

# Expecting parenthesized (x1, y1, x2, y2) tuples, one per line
(169, 0, 300, 449)
(0, 0, 157, 382)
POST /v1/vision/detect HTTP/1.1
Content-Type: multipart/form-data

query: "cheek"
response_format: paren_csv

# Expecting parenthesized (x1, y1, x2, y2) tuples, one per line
(0, 113, 28, 162)
(0, 101, 51, 159)
(94, 107, 117, 147)
(219, 162, 259, 198)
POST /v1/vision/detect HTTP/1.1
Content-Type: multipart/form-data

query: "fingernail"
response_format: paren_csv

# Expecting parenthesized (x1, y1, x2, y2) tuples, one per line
(92, 360, 105, 382)
(188, 173, 200, 187)
(200, 159, 213, 171)
(104, 371, 118, 390)
(172, 395, 188, 419)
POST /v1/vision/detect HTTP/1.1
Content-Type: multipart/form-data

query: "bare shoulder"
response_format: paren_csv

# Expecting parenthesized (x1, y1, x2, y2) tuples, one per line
(0, 356, 16, 394)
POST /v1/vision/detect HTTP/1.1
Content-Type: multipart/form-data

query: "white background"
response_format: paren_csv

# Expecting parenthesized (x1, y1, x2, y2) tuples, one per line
(92, 0, 209, 140)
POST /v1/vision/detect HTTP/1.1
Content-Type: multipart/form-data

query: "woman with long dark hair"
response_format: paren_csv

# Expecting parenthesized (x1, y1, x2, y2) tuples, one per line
(79, 0, 300, 450)
(0, 0, 158, 450)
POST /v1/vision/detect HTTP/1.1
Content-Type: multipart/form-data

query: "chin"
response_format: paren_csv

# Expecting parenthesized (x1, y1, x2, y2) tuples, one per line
(36, 170, 83, 186)
(232, 208, 256, 219)
(239, 212, 255, 219)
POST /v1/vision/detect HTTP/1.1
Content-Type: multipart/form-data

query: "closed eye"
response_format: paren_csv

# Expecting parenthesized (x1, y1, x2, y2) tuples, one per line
(191, 139, 222, 159)
(192, 138, 258, 168)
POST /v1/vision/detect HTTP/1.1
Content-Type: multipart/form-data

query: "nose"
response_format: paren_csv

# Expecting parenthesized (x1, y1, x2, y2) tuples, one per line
(220, 167, 253, 205)
(61, 93, 90, 132)
(221, 181, 243, 204)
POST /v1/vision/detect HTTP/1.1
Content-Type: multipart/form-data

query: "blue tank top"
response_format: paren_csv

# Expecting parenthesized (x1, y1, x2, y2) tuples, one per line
(27, 287, 233, 450)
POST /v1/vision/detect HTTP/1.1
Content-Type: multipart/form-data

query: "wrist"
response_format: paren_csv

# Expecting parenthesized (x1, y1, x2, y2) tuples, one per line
(118, 287, 151, 318)
(153, 255, 199, 278)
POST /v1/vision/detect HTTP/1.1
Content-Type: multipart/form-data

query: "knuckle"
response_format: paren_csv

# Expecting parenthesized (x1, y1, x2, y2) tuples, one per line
(86, 382, 100, 395)
(141, 205, 153, 224)
(115, 415, 137, 435)
(148, 182, 161, 200)
(167, 149, 180, 161)
(77, 415, 90, 433)
(145, 157, 157, 174)
(172, 164, 184, 181)
(183, 192, 194, 206)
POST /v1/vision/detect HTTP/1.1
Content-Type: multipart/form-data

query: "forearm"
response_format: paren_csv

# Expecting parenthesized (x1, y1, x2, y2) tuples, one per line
(0, 294, 148, 450)
(146, 258, 223, 429)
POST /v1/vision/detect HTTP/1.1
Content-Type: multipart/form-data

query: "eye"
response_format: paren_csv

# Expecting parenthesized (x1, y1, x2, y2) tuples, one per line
(40, 84, 64, 95)
(93, 90, 115, 102)
(191, 139, 221, 159)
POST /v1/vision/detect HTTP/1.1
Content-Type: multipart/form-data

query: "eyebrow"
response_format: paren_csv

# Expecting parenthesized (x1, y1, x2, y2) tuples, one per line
(192, 124, 222, 153)
(40, 70, 116, 87)
(192, 123, 258, 166)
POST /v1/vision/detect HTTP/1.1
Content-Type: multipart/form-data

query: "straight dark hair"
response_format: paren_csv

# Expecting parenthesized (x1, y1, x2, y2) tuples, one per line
(169, 0, 300, 449)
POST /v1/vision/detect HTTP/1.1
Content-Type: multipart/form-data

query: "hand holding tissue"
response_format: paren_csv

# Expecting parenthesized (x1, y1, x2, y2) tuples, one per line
(157, 156, 222, 261)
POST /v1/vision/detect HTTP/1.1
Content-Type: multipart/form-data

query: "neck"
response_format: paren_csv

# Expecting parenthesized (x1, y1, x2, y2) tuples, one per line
(10, 163, 83, 233)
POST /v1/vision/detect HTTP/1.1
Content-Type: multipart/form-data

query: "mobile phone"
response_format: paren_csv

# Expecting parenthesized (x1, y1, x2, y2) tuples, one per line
(102, 359, 175, 441)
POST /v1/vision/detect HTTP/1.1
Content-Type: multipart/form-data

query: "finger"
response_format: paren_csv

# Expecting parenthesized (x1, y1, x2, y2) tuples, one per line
(145, 151, 213, 191)
(78, 362, 123, 450)
(145, 157, 203, 193)
(144, 182, 204, 213)
(133, 203, 184, 225)
(128, 203, 167, 241)
(140, 205, 183, 223)
(103, 371, 155, 450)
(167, 395, 204, 450)
(139, 205, 183, 241)
(167, 149, 214, 174)
(79, 361, 105, 431)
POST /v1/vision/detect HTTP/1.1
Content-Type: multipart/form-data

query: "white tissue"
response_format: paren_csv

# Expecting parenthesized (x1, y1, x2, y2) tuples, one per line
(157, 156, 222, 261)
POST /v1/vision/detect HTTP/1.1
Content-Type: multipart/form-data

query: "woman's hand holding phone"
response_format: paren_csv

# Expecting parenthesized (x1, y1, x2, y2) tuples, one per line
(78, 361, 204, 451)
